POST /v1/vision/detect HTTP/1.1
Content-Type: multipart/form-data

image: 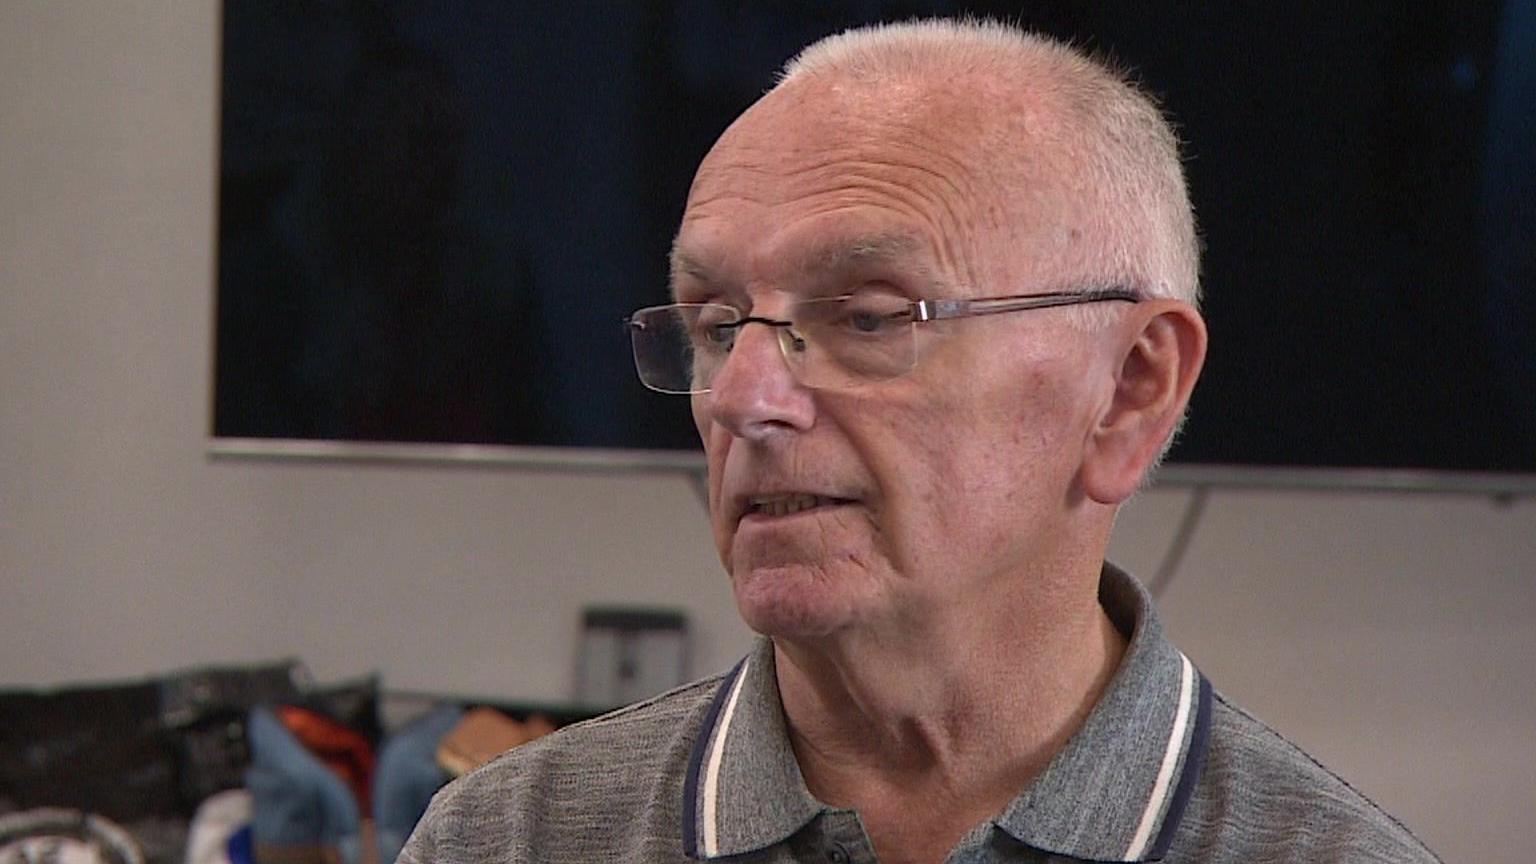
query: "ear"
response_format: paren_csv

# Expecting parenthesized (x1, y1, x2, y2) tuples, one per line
(1080, 301, 1207, 504)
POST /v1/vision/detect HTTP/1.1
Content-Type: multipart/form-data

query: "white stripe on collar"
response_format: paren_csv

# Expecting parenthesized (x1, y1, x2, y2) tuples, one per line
(701, 655, 752, 857)
(1124, 651, 1196, 860)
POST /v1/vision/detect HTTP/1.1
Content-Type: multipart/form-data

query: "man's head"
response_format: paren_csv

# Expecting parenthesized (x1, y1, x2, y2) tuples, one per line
(669, 20, 1206, 641)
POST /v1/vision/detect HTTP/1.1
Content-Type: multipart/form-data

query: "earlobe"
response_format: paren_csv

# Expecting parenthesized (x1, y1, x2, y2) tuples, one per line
(1081, 302, 1207, 504)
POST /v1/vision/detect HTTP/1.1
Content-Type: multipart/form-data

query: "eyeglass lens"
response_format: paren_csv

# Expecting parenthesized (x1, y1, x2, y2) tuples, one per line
(629, 297, 918, 393)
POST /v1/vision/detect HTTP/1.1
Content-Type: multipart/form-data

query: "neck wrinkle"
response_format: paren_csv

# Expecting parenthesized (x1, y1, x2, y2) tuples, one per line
(772, 572, 1127, 810)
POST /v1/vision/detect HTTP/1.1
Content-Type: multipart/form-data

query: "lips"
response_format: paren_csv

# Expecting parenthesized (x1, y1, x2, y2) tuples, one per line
(746, 493, 848, 517)
(721, 462, 863, 527)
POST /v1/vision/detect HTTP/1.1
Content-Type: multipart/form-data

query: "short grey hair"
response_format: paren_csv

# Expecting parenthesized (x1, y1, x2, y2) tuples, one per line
(780, 20, 1201, 474)
(776, 18, 1200, 308)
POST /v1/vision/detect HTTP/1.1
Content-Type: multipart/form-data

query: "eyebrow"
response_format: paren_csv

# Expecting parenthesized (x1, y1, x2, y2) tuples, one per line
(797, 232, 925, 274)
(670, 231, 932, 295)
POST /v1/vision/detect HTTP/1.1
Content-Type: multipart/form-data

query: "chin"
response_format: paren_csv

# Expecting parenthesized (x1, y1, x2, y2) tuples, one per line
(731, 562, 862, 639)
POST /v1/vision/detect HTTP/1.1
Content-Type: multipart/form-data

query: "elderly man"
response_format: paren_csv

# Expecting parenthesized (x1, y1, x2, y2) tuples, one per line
(402, 20, 1439, 864)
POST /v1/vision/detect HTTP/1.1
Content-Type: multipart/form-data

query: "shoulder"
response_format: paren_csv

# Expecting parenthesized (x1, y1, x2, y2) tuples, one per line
(1172, 689, 1441, 863)
(398, 672, 730, 864)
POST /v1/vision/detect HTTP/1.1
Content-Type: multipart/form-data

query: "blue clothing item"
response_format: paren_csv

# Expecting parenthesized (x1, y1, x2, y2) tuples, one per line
(245, 706, 361, 863)
(226, 826, 253, 864)
(374, 705, 462, 864)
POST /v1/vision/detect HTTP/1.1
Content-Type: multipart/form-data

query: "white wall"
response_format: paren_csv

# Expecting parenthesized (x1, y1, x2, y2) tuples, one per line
(1, 4, 1531, 861)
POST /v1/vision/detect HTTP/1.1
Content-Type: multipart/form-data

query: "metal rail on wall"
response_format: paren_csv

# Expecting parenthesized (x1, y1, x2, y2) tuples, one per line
(208, 436, 1536, 499)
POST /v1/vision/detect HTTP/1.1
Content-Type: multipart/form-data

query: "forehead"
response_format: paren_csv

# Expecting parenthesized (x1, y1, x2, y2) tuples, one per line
(673, 229, 935, 293)
(673, 77, 1018, 294)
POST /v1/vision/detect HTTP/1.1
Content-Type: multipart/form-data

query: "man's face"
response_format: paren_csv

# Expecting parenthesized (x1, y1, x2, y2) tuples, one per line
(675, 78, 1115, 640)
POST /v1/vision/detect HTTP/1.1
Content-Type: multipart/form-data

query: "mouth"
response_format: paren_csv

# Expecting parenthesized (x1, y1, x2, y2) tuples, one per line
(742, 493, 855, 519)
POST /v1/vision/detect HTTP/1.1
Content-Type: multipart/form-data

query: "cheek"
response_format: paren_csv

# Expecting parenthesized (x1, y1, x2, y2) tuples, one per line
(691, 394, 710, 441)
(889, 367, 1078, 540)
(850, 400, 989, 557)
(694, 412, 733, 563)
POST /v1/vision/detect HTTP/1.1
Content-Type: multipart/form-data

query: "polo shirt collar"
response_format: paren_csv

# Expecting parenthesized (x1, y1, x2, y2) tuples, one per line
(682, 641, 821, 859)
(993, 564, 1213, 861)
(682, 564, 1212, 862)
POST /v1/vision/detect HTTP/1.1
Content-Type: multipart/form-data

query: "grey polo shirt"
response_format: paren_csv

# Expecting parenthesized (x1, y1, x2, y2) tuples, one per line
(400, 565, 1440, 863)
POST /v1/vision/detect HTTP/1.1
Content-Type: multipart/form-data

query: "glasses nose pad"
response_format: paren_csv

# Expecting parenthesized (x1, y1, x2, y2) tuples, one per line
(779, 328, 808, 355)
(774, 326, 812, 376)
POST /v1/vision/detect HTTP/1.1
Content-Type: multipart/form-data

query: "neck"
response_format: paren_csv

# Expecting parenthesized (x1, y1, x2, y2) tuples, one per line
(773, 564, 1127, 860)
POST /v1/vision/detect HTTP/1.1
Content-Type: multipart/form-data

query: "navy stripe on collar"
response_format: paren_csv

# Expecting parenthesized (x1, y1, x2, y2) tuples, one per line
(1150, 672, 1213, 860)
(681, 657, 748, 859)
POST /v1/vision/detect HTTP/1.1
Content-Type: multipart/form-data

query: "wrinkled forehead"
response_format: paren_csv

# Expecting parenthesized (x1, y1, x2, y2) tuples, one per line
(671, 227, 942, 301)
(674, 75, 1073, 296)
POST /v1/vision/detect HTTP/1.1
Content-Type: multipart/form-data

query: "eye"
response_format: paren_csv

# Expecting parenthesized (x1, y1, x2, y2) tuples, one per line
(792, 294, 910, 347)
(702, 322, 735, 346)
(845, 309, 889, 333)
(688, 305, 739, 350)
(828, 295, 907, 335)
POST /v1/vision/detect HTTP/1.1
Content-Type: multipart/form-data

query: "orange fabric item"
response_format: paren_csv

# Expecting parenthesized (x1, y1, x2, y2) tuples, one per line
(435, 708, 561, 777)
(276, 705, 376, 812)
(435, 707, 530, 777)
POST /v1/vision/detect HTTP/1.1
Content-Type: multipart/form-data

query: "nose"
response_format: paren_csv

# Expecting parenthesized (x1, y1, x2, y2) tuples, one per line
(699, 319, 816, 442)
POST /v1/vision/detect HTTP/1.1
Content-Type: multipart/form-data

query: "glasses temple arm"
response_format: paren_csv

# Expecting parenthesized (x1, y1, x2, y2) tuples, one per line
(913, 289, 1141, 322)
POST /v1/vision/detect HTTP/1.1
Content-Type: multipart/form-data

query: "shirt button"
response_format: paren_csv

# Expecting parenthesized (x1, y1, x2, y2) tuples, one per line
(826, 845, 850, 864)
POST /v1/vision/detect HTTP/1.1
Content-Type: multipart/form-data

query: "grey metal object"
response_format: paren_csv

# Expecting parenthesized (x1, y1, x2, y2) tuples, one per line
(206, 437, 704, 473)
(1153, 463, 1536, 498)
(576, 607, 689, 708)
